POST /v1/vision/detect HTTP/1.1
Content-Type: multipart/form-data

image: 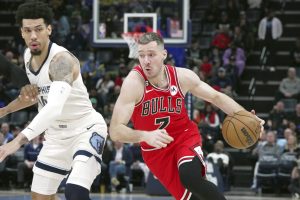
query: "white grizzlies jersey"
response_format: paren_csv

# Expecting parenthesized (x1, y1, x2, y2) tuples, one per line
(24, 42, 105, 135)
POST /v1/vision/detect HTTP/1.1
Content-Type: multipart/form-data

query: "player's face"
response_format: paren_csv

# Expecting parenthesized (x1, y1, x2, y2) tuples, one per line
(21, 18, 52, 55)
(138, 41, 167, 79)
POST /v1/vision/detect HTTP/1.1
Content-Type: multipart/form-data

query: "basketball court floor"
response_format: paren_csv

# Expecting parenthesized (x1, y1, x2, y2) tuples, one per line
(0, 191, 293, 200)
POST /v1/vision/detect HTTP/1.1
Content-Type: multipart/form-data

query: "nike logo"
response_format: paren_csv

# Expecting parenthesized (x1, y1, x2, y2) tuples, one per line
(87, 124, 95, 130)
(145, 89, 154, 94)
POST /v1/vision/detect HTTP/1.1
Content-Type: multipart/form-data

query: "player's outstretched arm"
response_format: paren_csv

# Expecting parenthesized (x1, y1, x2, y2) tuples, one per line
(178, 68, 244, 115)
(0, 94, 37, 118)
(178, 68, 265, 130)
(21, 52, 77, 141)
(109, 71, 174, 148)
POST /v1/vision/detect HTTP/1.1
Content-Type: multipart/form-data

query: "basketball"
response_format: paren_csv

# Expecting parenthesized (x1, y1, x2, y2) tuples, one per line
(222, 110, 261, 149)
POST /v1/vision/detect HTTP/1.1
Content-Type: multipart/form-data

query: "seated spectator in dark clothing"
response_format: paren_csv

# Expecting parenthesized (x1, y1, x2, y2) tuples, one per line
(204, 0, 221, 23)
(288, 103, 300, 135)
(211, 67, 233, 97)
(109, 141, 133, 192)
(267, 101, 288, 134)
(290, 37, 300, 68)
(17, 136, 43, 188)
(223, 56, 239, 92)
(65, 24, 85, 57)
(275, 67, 300, 102)
(288, 162, 300, 199)
(129, 143, 149, 185)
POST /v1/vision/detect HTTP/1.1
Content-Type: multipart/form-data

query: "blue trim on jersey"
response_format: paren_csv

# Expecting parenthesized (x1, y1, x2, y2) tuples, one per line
(35, 161, 69, 175)
(73, 150, 102, 164)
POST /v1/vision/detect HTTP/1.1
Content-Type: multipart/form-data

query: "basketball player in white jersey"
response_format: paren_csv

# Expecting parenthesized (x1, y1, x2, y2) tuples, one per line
(0, 2, 107, 200)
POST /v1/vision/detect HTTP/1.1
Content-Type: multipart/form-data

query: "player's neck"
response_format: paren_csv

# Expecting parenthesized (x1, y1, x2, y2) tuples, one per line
(149, 66, 168, 89)
(31, 41, 50, 71)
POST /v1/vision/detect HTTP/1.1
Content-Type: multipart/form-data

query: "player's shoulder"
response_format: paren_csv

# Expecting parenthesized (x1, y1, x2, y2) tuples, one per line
(175, 67, 196, 78)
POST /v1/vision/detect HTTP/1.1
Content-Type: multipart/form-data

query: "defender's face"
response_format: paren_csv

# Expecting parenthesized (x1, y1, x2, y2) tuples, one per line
(138, 41, 167, 79)
(21, 18, 52, 55)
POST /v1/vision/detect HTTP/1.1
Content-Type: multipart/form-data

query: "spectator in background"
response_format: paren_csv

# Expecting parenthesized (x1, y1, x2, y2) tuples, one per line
(223, 55, 239, 93)
(223, 41, 246, 77)
(186, 39, 203, 68)
(277, 128, 296, 153)
(275, 67, 300, 102)
(50, 0, 70, 45)
(211, 25, 232, 51)
(289, 103, 300, 136)
(258, 8, 283, 70)
(267, 100, 288, 133)
(65, 24, 85, 57)
(282, 134, 300, 154)
(109, 141, 133, 193)
(251, 131, 282, 191)
(211, 67, 233, 97)
(129, 143, 150, 185)
(0, 122, 13, 145)
(217, 11, 231, 32)
(207, 140, 233, 191)
(96, 73, 115, 105)
(17, 135, 43, 189)
(290, 37, 300, 68)
(226, 0, 240, 24)
(288, 159, 300, 199)
(199, 55, 213, 82)
(199, 103, 221, 142)
(204, 0, 220, 23)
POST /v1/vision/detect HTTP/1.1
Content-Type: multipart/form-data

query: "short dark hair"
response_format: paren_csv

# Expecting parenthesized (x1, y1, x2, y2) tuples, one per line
(15, 1, 54, 26)
(138, 32, 164, 47)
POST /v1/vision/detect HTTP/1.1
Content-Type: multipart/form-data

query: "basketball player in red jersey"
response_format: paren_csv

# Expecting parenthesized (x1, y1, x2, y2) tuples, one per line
(109, 32, 265, 200)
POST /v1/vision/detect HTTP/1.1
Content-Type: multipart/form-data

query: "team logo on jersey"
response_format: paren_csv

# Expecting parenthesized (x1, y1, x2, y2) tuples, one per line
(170, 85, 178, 96)
(89, 132, 106, 155)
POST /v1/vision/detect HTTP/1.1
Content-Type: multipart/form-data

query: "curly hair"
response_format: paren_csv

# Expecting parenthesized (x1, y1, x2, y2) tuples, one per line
(15, 1, 54, 26)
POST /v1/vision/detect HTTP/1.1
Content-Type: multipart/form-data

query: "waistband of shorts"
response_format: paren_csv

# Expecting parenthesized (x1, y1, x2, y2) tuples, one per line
(50, 111, 104, 130)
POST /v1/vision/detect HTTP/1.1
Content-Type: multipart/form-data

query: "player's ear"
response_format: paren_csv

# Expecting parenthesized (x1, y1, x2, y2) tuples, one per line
(163, 49, 167, 60)
(47, 24, 52, 36)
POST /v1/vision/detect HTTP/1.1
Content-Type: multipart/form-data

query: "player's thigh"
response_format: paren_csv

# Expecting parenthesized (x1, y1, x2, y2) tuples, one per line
(67, 155, 101, 190)
(31, 173, 63, 196)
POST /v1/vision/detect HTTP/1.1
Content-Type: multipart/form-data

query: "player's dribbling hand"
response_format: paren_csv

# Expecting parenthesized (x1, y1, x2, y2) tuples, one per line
(145, 129, 174, 148)
(18, 84, 38, 102)
(250, 109, 265, 137)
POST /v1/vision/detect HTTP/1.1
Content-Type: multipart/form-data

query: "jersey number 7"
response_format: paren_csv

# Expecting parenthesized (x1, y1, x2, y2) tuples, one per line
(155, 116, 170, 129)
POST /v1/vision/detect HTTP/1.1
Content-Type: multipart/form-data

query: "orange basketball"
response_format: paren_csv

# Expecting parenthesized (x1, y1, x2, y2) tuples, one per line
(222, 110, 261, 149)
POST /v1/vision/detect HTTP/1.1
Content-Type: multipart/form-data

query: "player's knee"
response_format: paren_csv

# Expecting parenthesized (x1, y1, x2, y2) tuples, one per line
(65, 183, 90, 200)
(179, 162, 193, 189)
(179, 157, 204, 189)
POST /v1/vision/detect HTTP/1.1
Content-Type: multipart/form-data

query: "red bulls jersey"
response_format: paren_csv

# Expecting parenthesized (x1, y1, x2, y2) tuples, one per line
(131, 65, 200, 150)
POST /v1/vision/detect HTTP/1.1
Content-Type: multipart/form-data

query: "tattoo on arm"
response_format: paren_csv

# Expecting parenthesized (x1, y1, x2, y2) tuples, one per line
(49, 52, 76, 85)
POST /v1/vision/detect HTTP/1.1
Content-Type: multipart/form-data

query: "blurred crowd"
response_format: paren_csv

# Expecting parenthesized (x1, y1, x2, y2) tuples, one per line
(1, 0, 300, 197)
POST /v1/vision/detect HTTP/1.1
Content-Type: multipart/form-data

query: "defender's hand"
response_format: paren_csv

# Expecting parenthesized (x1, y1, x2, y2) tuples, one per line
(19, 84, 38, 102)
(143, 129, 174, 148)
(0, 140, 21, 162)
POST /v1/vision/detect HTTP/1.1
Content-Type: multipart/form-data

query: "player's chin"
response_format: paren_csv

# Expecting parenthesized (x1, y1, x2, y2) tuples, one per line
(30, 49, 42, 55)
